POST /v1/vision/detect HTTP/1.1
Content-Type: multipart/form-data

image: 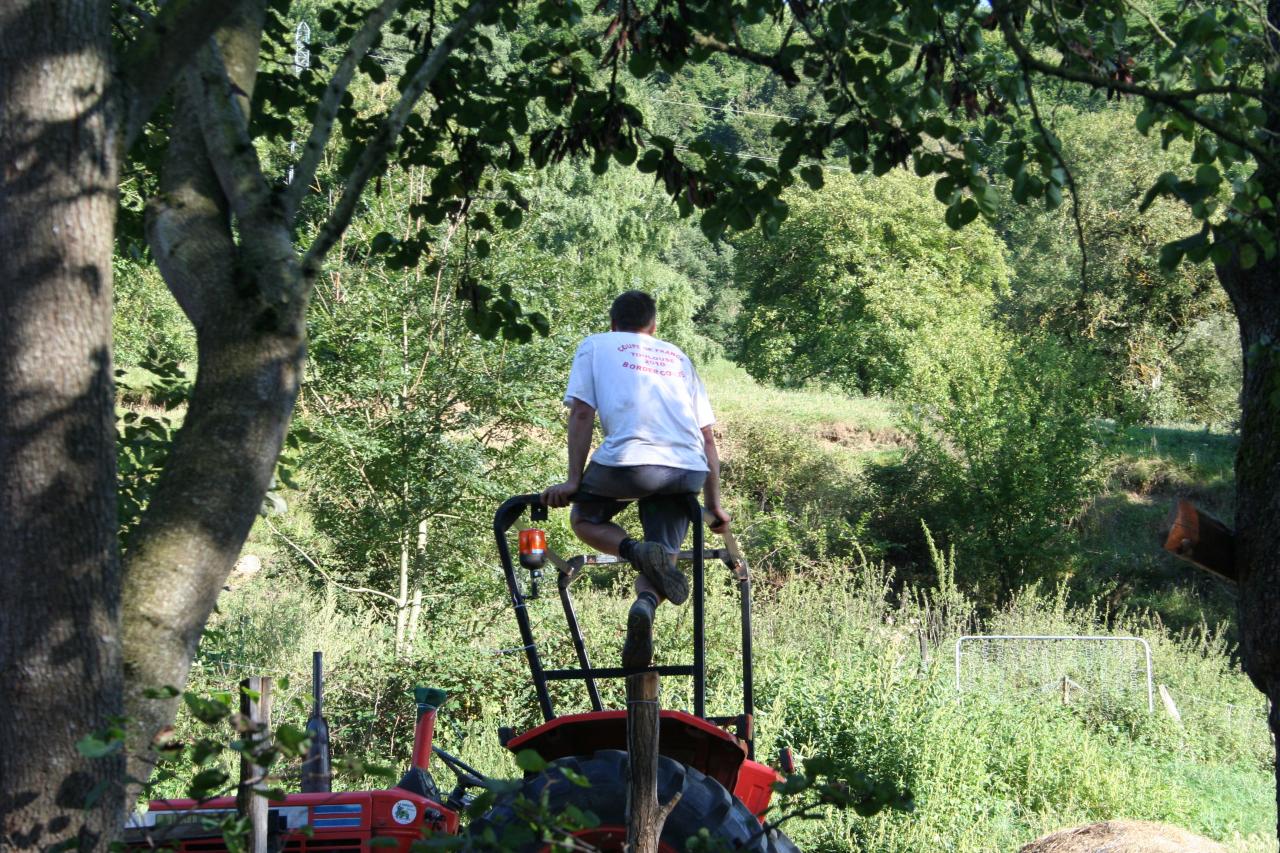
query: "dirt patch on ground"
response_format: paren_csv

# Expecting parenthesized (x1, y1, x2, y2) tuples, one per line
(816, 422, 909, 451)
(1020, 820, 1226, 853)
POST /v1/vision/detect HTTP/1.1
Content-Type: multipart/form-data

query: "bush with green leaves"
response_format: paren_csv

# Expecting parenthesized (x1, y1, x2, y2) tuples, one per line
(999, 106, 1239, 426)
(714, 416, 870, 573)
(732, 170, 1010, 397)
(880, 333, 1110, 596)
(112, 256, 196, 368)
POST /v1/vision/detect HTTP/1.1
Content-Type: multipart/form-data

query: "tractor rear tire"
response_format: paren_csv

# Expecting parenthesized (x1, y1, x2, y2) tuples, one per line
(471, 749, 798, 852)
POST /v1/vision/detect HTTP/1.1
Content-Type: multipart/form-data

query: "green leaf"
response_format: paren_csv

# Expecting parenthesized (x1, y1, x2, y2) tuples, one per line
(1240, 242, 1259, 269)
(924, 116, 948, 139)
(628, 51, 656, 78)
(612, 144, 637, 167)
(974, 182, 999, 217)
(1158, 242, 1184, 271)
(359, 55, 386, 86)
(934, 176, 957, 204)
(187, 768, 230, 800)
(192, 738, 224, 766)
(1045, 183, 1063, 210)
(944, 198, 979, 229)
(515, 750, 547, 772)
(1195, 163, 1221, 187)
(142, 685, 181, 700)
(559, 766, 592, 787)
(699, 206, 726, 241)
(800, 165, 824, 190)
(77, 734, 123, 759)
(1135, 108, 1157, 135)
(183, 692, 231, 725)
(275, 723, 310, 753)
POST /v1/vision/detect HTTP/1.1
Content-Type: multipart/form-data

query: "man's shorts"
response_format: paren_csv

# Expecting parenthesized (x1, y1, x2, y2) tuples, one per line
(573, 462, 707, 556)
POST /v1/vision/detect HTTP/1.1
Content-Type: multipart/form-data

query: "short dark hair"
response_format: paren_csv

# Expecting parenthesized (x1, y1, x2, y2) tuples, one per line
(610, 290, 657, 331)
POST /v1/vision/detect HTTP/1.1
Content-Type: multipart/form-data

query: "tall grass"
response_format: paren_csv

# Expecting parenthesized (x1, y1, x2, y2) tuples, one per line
(172, 542, 1272, 852)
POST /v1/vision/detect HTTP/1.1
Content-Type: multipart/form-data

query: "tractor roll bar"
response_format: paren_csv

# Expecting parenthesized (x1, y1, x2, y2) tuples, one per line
(493, 492, 750, 740)
(493, 494, 556, 720)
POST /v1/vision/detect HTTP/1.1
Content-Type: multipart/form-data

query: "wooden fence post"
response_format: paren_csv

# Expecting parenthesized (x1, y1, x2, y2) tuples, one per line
(238, 676, 273, 853)
(626, 672, 680, 853)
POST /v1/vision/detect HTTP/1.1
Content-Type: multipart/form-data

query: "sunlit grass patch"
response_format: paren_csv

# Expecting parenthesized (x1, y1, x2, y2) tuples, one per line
(702, 357, 898, 434)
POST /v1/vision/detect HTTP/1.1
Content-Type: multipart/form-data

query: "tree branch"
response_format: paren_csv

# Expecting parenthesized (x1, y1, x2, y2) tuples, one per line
(187, 45, 275, 226)
(262, 518, 401, 604)
(689, 30, 799, 87)
(187, 39, 303, 309)
(1121, 0, 1178, 50)
(994, 2, 1279, 169)
(1020, 63, 1089, 295)
(303, 0, 503, 274)
(284, 0, 408, 221)
(119, 0, 240, 150)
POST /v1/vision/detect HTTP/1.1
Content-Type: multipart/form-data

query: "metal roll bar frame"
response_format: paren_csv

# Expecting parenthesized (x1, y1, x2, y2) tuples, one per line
(492, 493, 757, 755)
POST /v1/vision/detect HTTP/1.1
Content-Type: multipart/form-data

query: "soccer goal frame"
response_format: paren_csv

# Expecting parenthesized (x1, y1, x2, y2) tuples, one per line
(953, 634, 1155, 713)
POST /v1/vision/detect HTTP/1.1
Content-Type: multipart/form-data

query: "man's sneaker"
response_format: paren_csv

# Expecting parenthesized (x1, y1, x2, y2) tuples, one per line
(630, 541, 688, 605)
(622, 597, 655, 668)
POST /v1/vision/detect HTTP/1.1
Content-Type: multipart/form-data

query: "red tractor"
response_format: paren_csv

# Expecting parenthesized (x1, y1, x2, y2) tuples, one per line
(126, 493, 796, 851)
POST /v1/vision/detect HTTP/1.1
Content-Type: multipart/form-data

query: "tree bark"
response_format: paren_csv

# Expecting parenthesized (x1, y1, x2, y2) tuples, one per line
(121, 0, 310, 795)
(1216, 0, 1280, 834)
(625, 672, 678, 853)
(0, 2, 125, 848)
(1217, 248, 1280, 839)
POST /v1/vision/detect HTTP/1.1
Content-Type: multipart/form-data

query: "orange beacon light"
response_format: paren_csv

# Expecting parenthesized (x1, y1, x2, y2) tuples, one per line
(519, 528, 547, 598)
(518, 528, 547, 569)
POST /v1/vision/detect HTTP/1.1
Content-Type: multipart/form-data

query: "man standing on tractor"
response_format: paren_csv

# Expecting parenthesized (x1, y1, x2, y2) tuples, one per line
(542, 290, 730, 668)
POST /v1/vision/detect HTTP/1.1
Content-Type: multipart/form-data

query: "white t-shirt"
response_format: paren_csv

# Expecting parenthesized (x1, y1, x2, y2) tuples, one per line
(563, 332, 715, 471)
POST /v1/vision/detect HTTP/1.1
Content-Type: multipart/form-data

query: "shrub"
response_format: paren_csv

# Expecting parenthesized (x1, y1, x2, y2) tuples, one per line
(732, 170, 1009, 397)
(880, 334, 1110, 596)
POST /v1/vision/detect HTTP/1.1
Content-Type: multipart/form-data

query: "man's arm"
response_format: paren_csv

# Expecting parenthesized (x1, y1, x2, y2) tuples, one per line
(701, 425, 730, 533)
(543, 398, 595, 507)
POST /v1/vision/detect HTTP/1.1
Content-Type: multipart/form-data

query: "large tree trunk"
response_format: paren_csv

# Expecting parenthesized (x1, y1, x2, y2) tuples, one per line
(1218, 251, 1280, 838)
(1219, 0, 1280, 835)
(121, 0, 309, 792)
(0, 2, 125, 848)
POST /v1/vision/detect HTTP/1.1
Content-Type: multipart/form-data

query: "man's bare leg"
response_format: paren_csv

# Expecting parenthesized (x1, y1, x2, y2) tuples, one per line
(571, 511, 671, 604)
(570, 511, 628, 557)
(571, 509, 670, 666)
(634, 575, 663, 602)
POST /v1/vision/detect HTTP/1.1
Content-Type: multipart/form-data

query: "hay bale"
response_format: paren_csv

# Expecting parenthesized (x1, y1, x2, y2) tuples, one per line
(1019, 820, 1227, 853)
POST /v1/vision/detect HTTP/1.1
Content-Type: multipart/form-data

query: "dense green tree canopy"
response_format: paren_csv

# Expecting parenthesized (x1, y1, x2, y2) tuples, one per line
(999, 107, 1237, 424)
(733, 171, 1009, 396)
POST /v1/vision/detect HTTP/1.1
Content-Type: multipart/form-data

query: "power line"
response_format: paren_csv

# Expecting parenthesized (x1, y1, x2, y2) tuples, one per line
(673, 144, 852, 174)
(647, 96, 801, 123)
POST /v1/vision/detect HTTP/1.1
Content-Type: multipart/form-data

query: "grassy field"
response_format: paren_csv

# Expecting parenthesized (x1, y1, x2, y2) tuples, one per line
(185, 544, 1274, 851)
(703, 358, 899, 435)
(707, 358, 1242, 634)
(174, 358, 1271, 851)
(1077, 422, 1239, 634)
